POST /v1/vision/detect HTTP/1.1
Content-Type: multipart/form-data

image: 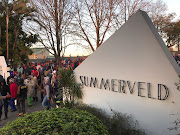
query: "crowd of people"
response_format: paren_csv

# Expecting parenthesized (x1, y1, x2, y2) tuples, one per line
(174, 55, 180, 66)
(0, 58, 84, 121)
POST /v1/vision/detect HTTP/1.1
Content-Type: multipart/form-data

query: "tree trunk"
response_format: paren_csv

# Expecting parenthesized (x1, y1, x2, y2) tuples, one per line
(0, 25, 1, 48)
(56, 55, 61, 66)
(54, 0, 61, 65)
(13, 29, 19, 49)
(6, 11, 9, 61)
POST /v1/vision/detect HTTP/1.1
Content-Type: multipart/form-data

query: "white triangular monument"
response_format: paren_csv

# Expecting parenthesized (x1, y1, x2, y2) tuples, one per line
(0, 56, 10, 81)
(75, 10, 180, 135)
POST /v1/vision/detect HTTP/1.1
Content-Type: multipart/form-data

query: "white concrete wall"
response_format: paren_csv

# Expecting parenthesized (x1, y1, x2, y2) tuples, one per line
(0, 56, 10, 81)
(75, 10, 180, 135)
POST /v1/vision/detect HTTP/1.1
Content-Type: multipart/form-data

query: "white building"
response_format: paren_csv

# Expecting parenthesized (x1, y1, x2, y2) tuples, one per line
(28, 48, 49, 59)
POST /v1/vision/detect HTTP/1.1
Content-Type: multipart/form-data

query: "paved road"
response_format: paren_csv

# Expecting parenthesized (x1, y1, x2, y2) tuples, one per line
(0, 92, 55, 128)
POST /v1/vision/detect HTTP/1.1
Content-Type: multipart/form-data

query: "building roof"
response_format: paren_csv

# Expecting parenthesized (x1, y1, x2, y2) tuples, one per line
(31, 48, 47, 54)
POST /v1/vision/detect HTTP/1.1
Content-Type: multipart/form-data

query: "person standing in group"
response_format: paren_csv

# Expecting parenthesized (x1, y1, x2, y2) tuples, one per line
(0, 75, 3, 83)
(44, 67, 49, 77)
(0, 79, 10, 120)
(25, 76, 34, 106)
(37, 65, 43, 85)
(73, 60, 79, 70)
(51, 71, 56, 88)
(23, 65, 28, 76)
(0, 90, 10, 120)
(9, 78, 17, 112)
(0, 90, 4, 121)
(26, 63, 32, 75)
(40, 74, 44, 102)
(17, 79, 27, 116)
(32, 73, 39, 102)
(17, 65, 23, 75)
(31, 67, 39, 77)
(42, 77, 52, 110)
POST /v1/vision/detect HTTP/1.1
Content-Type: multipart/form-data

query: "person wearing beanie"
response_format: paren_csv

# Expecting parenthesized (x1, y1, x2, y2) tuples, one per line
(9, 78, 17, 112)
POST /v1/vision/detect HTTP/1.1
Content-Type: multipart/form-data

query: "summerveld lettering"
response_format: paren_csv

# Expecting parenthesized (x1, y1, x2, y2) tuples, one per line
(79, 76, 169, 100)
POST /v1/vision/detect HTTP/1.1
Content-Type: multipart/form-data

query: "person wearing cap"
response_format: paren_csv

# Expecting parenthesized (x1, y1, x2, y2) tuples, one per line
(13, 68, 18, 77)
(9, 78, 17, 112)
(31, 67, 39, 77)
(42, 77, 52, 110)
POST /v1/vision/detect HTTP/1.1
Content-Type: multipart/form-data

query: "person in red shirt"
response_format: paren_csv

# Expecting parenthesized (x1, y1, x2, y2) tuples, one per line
(9, 78, 17, 111)
(13, 68, 18, 76)
(31, 67, 39, 77)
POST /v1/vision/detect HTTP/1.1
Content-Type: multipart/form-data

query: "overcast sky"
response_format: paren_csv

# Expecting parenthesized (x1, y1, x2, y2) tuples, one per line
(164, 0, 180, 18)
(43, 0, 180, 57)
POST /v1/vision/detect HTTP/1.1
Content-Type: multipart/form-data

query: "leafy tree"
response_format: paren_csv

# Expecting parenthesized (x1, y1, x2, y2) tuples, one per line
(145, 0, 177, 40)
(58, 68, 83, 107)
(73, 0, 120, 52)
(29, 0, 75, 64)
(0, 0, 38, 65)
(72, 0, 173, 52)
(164, 20, 180, 51)
(119, 0, 152, 23)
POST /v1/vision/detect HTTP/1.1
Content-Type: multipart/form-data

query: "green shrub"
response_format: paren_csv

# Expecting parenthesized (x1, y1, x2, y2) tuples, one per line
(58, 68, 83, 107)
(73, 104, 146, 135)
(0, 108, 109, 135)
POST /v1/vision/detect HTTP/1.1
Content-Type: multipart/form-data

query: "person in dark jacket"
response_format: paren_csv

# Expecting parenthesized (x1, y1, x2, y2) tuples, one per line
(0, 75, 3, 83)
(73, 60, 79, 70)
(0, 79, 10, 120)
(17, 79, 27, 116)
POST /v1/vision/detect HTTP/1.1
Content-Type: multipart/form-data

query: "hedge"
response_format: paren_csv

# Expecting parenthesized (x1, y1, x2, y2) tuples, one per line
(73, 104, 146, 135)
(0, 108, 109, 135)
